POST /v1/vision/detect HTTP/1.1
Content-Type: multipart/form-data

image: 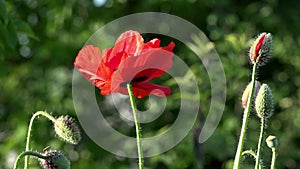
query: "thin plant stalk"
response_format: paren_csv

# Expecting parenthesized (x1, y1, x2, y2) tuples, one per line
(127, 84, 144, 169)
(271, 147, 277, 169)
(255, 118, 265, 169)
(241, 150, 257, 159)
(14, 151, 47, 169)
(24, 111, 56, 169)
(233, 63, 257, 169)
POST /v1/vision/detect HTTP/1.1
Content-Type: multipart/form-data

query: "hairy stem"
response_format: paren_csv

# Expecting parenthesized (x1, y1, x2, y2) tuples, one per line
(14, 151, 47, 169)
(233, 63, 257, 169)
(255, 118, 265, 169)
(127, 84, 144, 169)
(24, 111, 56, 169)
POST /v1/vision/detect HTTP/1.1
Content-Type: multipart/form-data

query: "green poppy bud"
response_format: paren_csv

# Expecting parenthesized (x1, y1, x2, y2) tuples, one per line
(39, 149, 70, 169)
(255, 84, 274, 119)
(54, 116, 81, 145)
(266, 135, 278, 149)
(241, 80, 261, 111)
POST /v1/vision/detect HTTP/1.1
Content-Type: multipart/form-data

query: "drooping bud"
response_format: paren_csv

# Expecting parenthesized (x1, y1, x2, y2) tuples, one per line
(54, 116, 81, 145)
(266, 135, 278, 149)
(255, 84, 274, 119)
(241, 80, 261, 111)
(39, 149, 70, 169)
(249, 32, 272, 66)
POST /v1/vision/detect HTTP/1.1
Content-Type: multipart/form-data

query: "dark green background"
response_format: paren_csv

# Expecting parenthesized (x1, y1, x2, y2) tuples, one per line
(1, 0, 300, 168)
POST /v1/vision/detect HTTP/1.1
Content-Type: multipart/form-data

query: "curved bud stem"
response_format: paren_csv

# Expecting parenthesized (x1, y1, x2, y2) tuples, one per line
(242, 150, 257, 159)
(14, 151, 47, 169)
(127, 84, 144, 169)
(24, 111, 56, 169)
(233, 63, 257, 169)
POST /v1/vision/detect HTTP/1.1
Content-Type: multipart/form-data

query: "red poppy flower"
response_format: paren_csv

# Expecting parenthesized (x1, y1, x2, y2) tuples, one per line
(74, 30, 175, 98)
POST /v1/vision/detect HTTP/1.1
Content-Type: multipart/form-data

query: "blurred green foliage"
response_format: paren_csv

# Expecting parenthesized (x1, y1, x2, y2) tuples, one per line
(1, 0, 300, 168)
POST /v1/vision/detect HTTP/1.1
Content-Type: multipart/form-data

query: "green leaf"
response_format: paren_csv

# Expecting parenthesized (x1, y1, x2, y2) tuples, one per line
(0, 20, 17, 50)
(14, 20, 39, 40)
(0, 0, 8, 24)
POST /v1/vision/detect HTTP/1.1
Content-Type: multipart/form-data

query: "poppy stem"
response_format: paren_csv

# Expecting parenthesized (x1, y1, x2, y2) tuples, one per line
(127, 84, 144, 169)
(14, 151, 47, 169)
(24, 111, 56, 169)
(255, 117, 265, 169)
(270, 147, 277, 169)
(233, 63, 257, 169)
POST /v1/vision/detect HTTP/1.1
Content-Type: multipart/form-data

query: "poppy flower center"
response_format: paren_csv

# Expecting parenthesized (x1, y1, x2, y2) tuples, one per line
(120, 76, 148, 87)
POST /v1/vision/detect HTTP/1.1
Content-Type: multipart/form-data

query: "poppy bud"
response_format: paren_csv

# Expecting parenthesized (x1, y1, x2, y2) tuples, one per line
(266, 135, 278, 149)
(241, 80, 261, 111)
(39, 149, 70, 169)
(54, 116, 81, 145)
(255, 84, 274, 119)
(249, 32, 272, 66)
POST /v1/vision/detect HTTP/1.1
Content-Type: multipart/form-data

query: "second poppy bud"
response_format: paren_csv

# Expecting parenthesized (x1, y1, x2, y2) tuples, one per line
(241, 80, 261, 111)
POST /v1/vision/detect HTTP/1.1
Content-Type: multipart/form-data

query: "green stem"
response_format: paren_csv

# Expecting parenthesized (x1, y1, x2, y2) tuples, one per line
(14, 151, 47, 169)
(127, 84, 144, 169)
(233, 63, 257, 169)
(270, 148, 277, 169)
(255, 118, 265, 169)
(242, 150, 257, 159)
(24, 111, 56, 169)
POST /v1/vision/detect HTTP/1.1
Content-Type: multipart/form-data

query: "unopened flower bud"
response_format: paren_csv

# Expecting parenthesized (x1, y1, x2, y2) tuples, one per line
(255, 84, 274, 119)
(39, 149, 70, 169)
(249, 32, 272, 66)
(54, 116, 81, 145)
(241, 80, 261, 111)
(266, 135, 278, 149)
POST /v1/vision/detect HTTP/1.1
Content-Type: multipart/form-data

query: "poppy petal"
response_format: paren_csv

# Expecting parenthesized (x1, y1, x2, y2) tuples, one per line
(116, 30, 144, 56)
(74, 45, 103, 84)
(112, 48, 173, 88)
(105, 30, 144, 69)
(110, 82, 170, 98)
(133, 69, 166, 82)
(132, 82, 171, 98)
(144, 38, 161, 49)
(163, 42, 175, 52)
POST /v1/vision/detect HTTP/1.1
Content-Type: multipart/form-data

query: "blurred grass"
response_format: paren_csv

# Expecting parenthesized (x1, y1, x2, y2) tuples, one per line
(1, 0, 300, 168)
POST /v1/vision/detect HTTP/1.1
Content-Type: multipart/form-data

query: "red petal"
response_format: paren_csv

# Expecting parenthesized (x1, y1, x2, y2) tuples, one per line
(116, 30, 144, 55)
(110, 48, 173, 97)
(163, 42, 175, 51)
(133, 69, 166, 82)
(74, 45, 103, 84)
(110, 82, 170, 98)
(254, 35, 266, 61)
(74, 45, 113, 93)
(105, 30, 144, 69)
(132, 82, 171, 98)
(113, 48, 173, 85)
(144, 38, 161, 49)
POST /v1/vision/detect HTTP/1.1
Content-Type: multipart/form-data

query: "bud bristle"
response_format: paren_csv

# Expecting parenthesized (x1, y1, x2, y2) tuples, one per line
(39, 149, 70, 169)
(255, 84, 274, 119)
(54, 116, 81, 145)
